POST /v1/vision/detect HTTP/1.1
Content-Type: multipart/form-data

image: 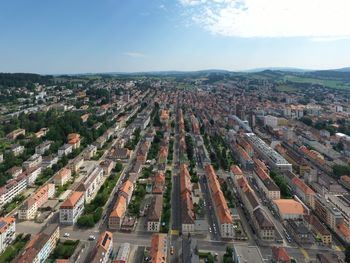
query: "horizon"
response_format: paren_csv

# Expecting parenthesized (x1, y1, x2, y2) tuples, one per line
(1, 0, 350, 74)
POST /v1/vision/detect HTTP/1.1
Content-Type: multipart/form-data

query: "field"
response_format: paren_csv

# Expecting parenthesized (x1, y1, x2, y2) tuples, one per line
(283, 75, 350, 90)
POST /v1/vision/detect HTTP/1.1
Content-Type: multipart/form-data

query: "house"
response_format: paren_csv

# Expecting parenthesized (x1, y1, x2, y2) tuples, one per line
(100, 160, 115, 176)
(0, 217, 16, 253)
(273, 199, 305, 220)
(15, 224, 59, 263)
(19, 184, 55, 220)
(6, 144, 24, 156)
(59, 191, 85, 225)
(35, 141, 52, 155)
(109, 195, 127, 230)
(149, 234, 167, 263)
(6, 128, 25, 140)
(76, 166, 104, 203)
(58, 144, 73, 157)
(271, 246, 291, 263)
(54, 168, 72, 186)
(0, 174, 27, 208)
(147, 195, 163, 232)
(91, 231, 113, 263)
(23, 154, 42, 170)
(67, 133, 81, 149)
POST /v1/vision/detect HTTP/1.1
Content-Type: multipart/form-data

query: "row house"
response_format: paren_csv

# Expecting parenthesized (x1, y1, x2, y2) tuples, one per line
(180, 164, 195, 234)
(76, 166, 104, 203)
(15, 224, 59, 263)
(59, 191, 85, 225)
(205, 164, 234, 238)
(18, 184, 55, 220)
(252, 164, 281, 200)
(0, 174, 27, 208)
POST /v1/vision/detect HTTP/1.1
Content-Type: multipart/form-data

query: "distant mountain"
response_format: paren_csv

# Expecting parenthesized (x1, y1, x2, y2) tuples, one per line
(334, 67, 350, 72)
(243, 67, 313, 73)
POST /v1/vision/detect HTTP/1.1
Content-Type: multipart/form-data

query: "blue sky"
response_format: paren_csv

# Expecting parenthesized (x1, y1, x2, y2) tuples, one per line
(0, 0, 350, 74)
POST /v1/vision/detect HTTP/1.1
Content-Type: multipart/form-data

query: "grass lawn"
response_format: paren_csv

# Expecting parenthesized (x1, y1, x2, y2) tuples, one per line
(0, 234, 30, 263)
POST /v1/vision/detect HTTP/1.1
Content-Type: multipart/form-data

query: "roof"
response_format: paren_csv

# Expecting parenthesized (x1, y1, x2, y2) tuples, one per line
(273, 199, 305, 216)
(230, 165, 243, 175)
(337, 223, 350, 238)
(253, 208, 274, 228)
(120, 180, 133, 197)
(60, 191, 84, 208)
(55, 168, 71, 180)
(150, 234, 167, 263)
(110, 195, 127, 218)
(148, 195, 163, 221)
(271, 246, 291, 262)
(0, 217, 15, 234)
(292, 177, 315, 195)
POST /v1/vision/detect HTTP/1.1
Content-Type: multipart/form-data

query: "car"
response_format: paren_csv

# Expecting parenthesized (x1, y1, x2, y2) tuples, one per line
(170, 246, 175, 255)
(88, 235, 96, 240)
(209, 227, 212, 233)
(63, 233, 70, 237)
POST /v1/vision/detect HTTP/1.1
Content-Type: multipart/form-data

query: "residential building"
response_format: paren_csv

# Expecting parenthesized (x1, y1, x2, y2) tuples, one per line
(69, 156, 84, 173)
(35, 141, 52, 155)
(0, 217, 16, 253)
(114, 243, 130, 263)
(147, 195, 163, 232)
(23, 154, 42, 170)
(180, 164, 195, 234)
(0, 174, 27, 208)
(100, 160, 115, 176)
(271, 246, 291, 263)
(53, 168, 72, 186)
(42, 154, 59, 169)
(83, 144, 97, 160)
(149, 233, 167, 263)
(109, 195, 127, 230)
(58, 144, 73, 157)
(91, 231, 113, 263)
(252, 165, 280, 200)
(119, 180, 134, 204)
(6, 166, 22, 178)
(15, 224, 59, 263)
(252, 208, 275, 241)
(67, 133, 81, 149)
(59, 191, 85, 225)
(76, 166, 104, 203)
(23, 166, 42, 186)
(304, 215, 332, 245)
(6, 144, 24, 156)
(19, 184, 55, 220)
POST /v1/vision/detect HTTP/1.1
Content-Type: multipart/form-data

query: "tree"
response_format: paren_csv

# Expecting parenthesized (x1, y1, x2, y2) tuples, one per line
(345, 246, 350, 263)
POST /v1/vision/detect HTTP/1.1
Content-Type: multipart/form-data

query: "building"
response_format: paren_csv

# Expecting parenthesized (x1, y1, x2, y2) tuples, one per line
(245, 133, 292, 172)
(53, 168, 72, 186)
(59, 191, 84, 225)
(0, 217, 16, 253)
(76, 166, 104, 203)
(91, 231, 113, 263)
(35, 141, 52, 155)
(314, 196, 343, 231)
(149, 233, 167, 263)
(23, 166, 42, 186)
(109, 195, 127, 230)
(23, 154, 42, 170)
(6, 144, 24, 156)
(273, 199, 305, 220)
(42, 154, 59, 169)
(252, 208, 275, 241)
(67, 133, 81, 149)
(285, 219, 313, 244)
(100, 160, 115, 176)
(304, 215, 332, 245)
(0, 174, 27, 208)
(69, 156, 84, 173)
(180, 164, 195, 234)
(205, 165, 234, 238)
(6, 166, 22, 178)
(182, 237, 199, 263)
(6, 128, 25, 140)
(252, 165, 280, 200)
(83, 144, 97, 160)
(58, 144, 73, 157)
(16, 224, 59, 263)
(271, 246, 291, 263)
(114, 243, 130, 263)
(147, 195, 163, 232)
(232, 244, 264, 263)
(19, 184, 55, 220)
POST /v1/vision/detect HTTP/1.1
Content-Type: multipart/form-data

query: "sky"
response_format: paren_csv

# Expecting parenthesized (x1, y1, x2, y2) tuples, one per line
(0, 0, 350, 74)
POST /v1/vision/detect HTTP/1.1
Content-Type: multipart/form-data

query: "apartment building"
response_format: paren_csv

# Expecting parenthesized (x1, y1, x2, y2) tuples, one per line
(100, 159, 115, 176)
(253, 165, 280, 200)
(180, 164, 195, 234)
(69, 156, 84, 173)
(53, 168, 72, 186)
(205, 165, 234, 238)
(35, 141, 52, 155)
(149, 233, 167, 263)
(109, 195, 127, 230)
(114, 242, 130, 263)
(59, 191, 85, 225)
(23, 154, 42, 170)
(91, 231, 113, 263)
(19, 184, 55, 220)
(83, 144, 97, 160)
(23, 166, 42, 186)
(252, 208, 275, 241)
(67, 133, 81, 149)
(58, 144, 73, 157)
(16, 224, 59, 263)
(76, 166, 104, 203)
(0, 217, 16, 253)
(0, 174, 27, 208)
(6, 144, 25, 156)
(314, 196, 343, 231)
(147, 195, 163, 232)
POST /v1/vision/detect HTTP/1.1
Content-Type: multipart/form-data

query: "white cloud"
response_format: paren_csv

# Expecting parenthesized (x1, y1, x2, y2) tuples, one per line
(178, 0, 350, 39)
(124, 52, 147, 58)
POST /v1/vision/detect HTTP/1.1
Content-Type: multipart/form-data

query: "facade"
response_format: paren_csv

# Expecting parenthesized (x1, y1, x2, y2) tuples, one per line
(23, 154, 42, 170)
(0, 217, 16, 253)
(149, 234, 167, 263)
(58, 144, 73, 157)
(59, 191, 85, 225)
(53, 168, 72, 186)
(0, 174, 27, 208)
(109, 195, 127, 230)
(147, 195, 163, 232)
(76, 166, 104, 203)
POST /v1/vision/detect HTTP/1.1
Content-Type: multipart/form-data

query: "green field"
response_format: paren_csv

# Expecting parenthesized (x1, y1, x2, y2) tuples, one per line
(283, 75, 350, 90)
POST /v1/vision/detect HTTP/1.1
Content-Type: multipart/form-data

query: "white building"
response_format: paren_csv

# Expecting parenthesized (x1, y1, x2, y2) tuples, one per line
(23, 154, 42, 170)
(76, 166, 104, 203)
(59, 191, 85, 225)
(58, 144, 73, 157)
(0, 217, 16, 253)
(0, 174, 27, 208)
